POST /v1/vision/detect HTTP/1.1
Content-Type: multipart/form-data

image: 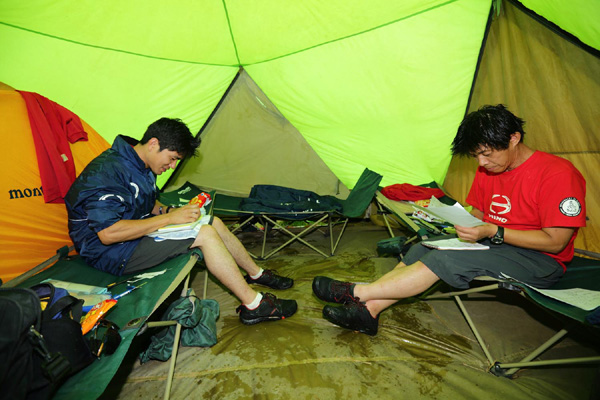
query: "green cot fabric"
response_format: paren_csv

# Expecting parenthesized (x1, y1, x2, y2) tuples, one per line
(158, 182, 214, 207)
(517, 259, 600, 324)
(139, 290, 219, 363)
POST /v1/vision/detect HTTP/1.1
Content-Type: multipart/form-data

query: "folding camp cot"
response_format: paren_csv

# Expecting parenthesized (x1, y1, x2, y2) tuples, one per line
(375, 189, 456, 248)
(4, 186, 216, 400)
(6, 250, 206, 400)
(212, 168, 383, 259)
(376, 189, 600, 375)
(423, 255, 600, 377)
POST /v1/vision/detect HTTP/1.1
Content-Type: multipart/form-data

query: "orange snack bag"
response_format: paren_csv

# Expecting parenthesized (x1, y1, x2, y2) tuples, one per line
(80, 299, 117, 335)
(188, 192, 211, 208)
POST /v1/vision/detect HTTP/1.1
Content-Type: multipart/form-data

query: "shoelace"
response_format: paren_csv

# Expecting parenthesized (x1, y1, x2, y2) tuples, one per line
(261, 293, 279, 316)
(331, 281, 360, 304)
(236, 293, 278, 314)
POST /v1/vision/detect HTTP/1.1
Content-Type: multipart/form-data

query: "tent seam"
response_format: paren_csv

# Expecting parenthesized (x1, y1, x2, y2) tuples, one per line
(0, 21, 238, 67)
(221, 0, 241, 66)
(242, 0, 462, 67)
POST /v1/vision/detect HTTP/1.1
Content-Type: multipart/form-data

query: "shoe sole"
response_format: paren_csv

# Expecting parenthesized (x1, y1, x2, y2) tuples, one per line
(240, 303, 298, 325)
(246, 281, 294, 290)
(245, 277, 294, 290)
(322, 307, 377, 336)
(240, 315, 288, 325)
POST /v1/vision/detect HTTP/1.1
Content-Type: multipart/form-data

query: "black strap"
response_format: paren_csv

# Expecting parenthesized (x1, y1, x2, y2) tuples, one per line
(43, 295, 84, 322)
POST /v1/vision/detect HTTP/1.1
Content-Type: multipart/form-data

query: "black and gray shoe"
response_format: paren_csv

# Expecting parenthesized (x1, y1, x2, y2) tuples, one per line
(323, 302, 379, 336)
(312, 276, 357, 304)
(245, 269, 293, 290)
(236, 293, 298, 325)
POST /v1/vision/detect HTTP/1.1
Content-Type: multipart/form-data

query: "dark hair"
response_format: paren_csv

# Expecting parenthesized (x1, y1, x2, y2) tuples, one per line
(140, 118, 200, 158)
(451, 104, 525, 156)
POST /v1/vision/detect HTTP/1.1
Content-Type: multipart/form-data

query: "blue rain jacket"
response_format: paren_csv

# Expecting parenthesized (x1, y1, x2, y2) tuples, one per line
(65, 135, 158, 275)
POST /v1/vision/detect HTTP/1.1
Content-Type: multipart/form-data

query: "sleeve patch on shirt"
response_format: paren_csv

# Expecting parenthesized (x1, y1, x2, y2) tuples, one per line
(559, 197, 582, 217)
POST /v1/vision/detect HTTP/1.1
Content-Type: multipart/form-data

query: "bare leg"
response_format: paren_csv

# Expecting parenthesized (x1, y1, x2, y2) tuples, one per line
(353, 261, 439, 318)
(192, 223, 257, 304)
(211, 217, 261, 276)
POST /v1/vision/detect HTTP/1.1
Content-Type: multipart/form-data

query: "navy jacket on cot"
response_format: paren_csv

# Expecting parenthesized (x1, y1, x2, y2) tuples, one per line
(65, 135, 157, 275)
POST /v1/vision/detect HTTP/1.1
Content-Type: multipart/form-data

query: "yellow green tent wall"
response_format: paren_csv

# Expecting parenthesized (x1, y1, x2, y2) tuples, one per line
(0, 0, 599, 264)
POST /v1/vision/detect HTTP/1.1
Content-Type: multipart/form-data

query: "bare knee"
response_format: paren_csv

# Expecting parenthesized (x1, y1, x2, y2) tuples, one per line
(211, 216, 230, 235)
(394, 261, 408, 269)
(193, 224, 221, 247)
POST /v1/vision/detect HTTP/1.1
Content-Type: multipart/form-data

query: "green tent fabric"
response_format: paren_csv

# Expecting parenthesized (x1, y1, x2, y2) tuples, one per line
(140, 290, 220, 363)
(0, 0, 598, 247)
(0, 0, 491, 190)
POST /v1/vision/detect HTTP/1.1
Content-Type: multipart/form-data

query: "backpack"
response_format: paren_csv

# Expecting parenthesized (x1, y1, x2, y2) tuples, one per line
(0, 283, 95, 400)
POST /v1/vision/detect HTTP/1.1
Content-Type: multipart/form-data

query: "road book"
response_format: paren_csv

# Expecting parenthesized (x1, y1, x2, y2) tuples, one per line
(421, 238, 489, 250)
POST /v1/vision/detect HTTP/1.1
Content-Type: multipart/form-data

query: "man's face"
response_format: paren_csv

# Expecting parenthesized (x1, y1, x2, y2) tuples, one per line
(148, 146, 182, 175)
(471, 146, 512, 174)
(471, 132, 521, 174)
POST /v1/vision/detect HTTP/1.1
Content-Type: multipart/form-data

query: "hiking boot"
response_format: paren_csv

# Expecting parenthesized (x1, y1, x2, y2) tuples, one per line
(236, 293, 298, 325)
(245, 269, 293, 290)
(323, 302, 379, 336)
(312, 276, 358, 304)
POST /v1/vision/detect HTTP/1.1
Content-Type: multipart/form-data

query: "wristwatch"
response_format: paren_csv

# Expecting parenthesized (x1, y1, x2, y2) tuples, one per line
(491, 226, 504, 245)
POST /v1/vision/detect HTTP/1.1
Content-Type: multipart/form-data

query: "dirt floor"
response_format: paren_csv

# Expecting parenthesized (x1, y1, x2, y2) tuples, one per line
(101, 220, 600, 400)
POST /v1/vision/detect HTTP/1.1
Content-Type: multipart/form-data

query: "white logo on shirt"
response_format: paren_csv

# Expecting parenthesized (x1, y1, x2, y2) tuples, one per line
(559, 197, 581, 217)
(99, 194, 124, 202)
(130, 182, 140, 199)
(490, 194, 511, 215)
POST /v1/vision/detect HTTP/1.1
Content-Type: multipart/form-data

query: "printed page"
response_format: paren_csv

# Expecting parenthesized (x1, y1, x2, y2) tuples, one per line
(414, 196, 485, 227)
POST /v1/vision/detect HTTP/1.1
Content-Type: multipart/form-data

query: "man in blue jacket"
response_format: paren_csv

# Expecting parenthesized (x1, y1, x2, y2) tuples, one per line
(65, 118, 297, 325)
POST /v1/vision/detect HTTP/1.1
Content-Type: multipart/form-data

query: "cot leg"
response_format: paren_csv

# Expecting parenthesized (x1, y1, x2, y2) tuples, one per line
(163, 273, 190, 400)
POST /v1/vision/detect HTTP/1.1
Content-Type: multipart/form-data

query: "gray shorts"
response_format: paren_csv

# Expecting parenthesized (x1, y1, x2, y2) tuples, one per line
(123, 237, 196, 275)
(124, 216, 214, 274)
(403, 237, 564, 289)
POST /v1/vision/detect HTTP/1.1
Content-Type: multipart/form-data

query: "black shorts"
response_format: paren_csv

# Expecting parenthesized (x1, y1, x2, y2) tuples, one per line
(403, 238, 564, 289)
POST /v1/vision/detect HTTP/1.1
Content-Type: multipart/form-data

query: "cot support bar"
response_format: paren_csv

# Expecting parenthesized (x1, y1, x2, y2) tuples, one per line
(497, 356, 600, 370)
(163, 272, 190, 400)
(453, 295, 496, 366)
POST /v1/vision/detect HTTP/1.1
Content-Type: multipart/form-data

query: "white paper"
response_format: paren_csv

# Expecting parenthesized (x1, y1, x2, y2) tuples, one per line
(415, 196, 484, 227)
(421, 238, 489, 250)
(146, 214, 211, 241)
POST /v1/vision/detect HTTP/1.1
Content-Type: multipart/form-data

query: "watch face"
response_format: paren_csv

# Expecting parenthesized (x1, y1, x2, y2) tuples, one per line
(491, 226, 504, 245)
(491, 236, 503, 245)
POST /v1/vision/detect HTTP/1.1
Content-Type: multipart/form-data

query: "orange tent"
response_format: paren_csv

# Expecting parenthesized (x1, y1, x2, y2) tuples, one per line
(0, 84, 109, 283)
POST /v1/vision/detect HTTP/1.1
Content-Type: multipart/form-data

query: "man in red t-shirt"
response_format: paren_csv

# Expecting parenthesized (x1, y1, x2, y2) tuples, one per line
(311, 104, 586, 336)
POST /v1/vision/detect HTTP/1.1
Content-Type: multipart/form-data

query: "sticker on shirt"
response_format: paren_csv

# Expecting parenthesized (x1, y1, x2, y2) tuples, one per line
(559, 197, 582, 217)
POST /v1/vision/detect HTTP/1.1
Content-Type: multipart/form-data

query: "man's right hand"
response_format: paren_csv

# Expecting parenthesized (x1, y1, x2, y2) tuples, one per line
(168, 204, 202, 225)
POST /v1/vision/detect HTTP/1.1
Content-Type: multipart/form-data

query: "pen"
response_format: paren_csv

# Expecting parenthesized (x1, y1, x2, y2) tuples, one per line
(112, 282, 147, 300)
(106, 278, 130, 289)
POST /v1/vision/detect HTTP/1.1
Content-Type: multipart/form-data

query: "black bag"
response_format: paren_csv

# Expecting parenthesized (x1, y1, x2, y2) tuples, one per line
(33, 283, 96, 374)
(0, 284, 95, 400)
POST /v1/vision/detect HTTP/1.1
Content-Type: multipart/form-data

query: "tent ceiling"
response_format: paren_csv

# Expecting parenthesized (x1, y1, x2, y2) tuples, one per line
(0, 0, 597, 190)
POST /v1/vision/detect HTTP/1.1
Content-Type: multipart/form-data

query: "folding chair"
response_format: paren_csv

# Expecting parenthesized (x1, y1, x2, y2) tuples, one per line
(423, 255, 600, 377)
(213, 168, 382, 259)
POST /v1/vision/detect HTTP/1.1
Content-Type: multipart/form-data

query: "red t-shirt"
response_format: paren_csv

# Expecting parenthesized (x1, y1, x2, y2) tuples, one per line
(466, 151, 586, 267)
